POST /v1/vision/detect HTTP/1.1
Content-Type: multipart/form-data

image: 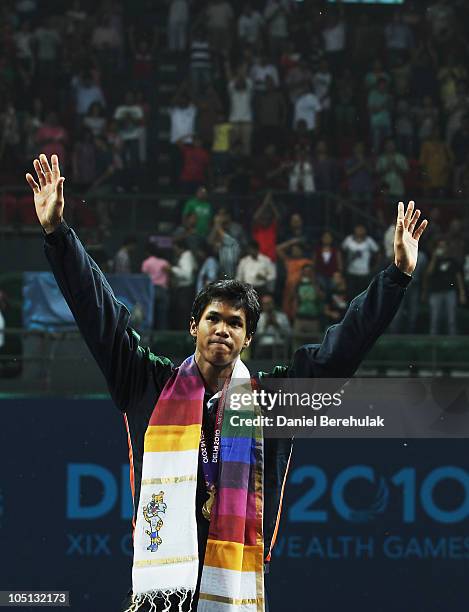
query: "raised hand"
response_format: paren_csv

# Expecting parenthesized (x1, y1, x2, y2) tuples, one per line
(25, 153, 65, 234)
(394, 201, 428, 276)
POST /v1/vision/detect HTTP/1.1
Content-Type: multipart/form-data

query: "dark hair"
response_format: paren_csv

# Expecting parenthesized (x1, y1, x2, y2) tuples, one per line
(191, 280, 261, 336)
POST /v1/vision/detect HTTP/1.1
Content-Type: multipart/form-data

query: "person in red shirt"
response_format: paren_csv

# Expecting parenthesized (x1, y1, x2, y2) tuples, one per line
(178, 135, 211, 194)
(251, 191, 280, 262)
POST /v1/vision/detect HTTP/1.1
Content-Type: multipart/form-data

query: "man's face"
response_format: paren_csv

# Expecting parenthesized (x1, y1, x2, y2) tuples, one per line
(190, 300, 252, 367)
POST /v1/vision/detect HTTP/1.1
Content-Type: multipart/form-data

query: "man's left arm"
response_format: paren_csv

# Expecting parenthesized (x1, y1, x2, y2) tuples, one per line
(290, 201, 428, 378)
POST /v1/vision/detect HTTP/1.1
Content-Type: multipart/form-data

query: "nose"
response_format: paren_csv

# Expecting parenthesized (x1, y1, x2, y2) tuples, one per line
(214, 321, 229, 337)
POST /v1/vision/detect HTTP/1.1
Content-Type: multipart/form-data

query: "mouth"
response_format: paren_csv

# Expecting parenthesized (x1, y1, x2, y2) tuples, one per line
(209, 340, 232, 349)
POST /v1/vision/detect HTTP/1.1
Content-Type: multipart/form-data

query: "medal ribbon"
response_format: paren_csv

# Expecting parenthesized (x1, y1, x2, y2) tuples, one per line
(199, 379, 229, 491)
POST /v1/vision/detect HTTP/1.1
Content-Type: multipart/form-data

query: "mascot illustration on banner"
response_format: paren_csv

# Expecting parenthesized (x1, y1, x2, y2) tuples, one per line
(143, 491, 167, 552)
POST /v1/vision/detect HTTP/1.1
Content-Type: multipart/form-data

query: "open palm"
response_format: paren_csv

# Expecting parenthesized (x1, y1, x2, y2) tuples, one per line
(394, 201, 428, 275)
(25, 154, 65, 233)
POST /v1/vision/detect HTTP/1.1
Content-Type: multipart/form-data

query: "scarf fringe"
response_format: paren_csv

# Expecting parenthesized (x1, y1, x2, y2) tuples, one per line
(123, 589, 194, 612)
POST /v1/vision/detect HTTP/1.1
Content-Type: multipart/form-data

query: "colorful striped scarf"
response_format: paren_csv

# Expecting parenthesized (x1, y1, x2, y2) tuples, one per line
(126, 354, 265, 611)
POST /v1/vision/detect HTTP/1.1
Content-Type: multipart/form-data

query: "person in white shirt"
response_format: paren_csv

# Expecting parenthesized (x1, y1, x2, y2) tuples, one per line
(255, 293, 291, 358)
(226, 62, 254, 155)
(250, 55, 279, 92)
(170, 240, 197, 328)
(293, 87, 321, 132)
(167, 0, 189, 51)
(264, 0, 290, 56)
(238, 4, 264, 45)
(114, 91, 145, 167)
(322, 6, 346, 73)
(342, 224, 380, 298)
(72, 72, 106, 116)
(236, 240, 276, 293)
(288, 146, 315, 193)
(169, 93, 197, 144)
(113, 235, 137, 273)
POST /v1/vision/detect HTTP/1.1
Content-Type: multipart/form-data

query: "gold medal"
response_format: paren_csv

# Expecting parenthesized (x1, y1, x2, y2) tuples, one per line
(202, 485, 216, 521)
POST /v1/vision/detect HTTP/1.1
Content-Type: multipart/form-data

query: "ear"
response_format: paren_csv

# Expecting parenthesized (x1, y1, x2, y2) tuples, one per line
(189, 317, 198, 340)
(243, 334, 253, 349)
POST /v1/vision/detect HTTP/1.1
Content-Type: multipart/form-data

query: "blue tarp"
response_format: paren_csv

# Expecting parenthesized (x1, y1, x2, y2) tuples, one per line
(22, 272, 155, 331)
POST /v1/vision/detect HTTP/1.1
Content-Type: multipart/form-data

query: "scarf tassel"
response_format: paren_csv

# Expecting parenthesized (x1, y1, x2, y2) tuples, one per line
(124, 588, 194, 612)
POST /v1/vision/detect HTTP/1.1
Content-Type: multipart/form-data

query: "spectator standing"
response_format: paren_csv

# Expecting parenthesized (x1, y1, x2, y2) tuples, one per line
(292, 264, 325, 345)
(415, 95, 440, 146)
(173, 212, 205, 253)
(141, 243, 171, 330)
(250, 54, 280, 93)
(342, 224, 380, 298)
(205, 0, 234, 54)
(376, 139, 409, 198)
(256, 76, 288, 148)
(195, 86, 223, 147)
(313, 230, 343, 293)
(289, 146, 315, 194)
(367, 78, 392, 154)
(238, 4, 264, 46)
(314, 141, 339, 193)
(345, 142, 373, 202)
(211, 112, 233, 176)
(423, 239, 465, 335)
(177, 135, 210, 194)
(216, 206, 248, 250)
(33, 16, 61, 79)
(285, 59, 313, 104)
(189, 28, 212, 96)
(293, 87, 321, 134)
(384, 10, 414, 65)
(365, 59, 391, 90)
(83, 102, 106, 137)
(420, 127, 453, 196)
(91, 13, 122, 76)
(170, 240, 197, 329)
(167, 0, 189, 52)
(264, 0, 290, 57)
(208, 212, 241, 278)
(252, 192, 279, 262)
(72, 72, 106, 116)
(276, 237, 313, 320)
(169, 92, 197, 145)
(236, 240, 276, 293)
(114, 91, 146, 186)
(196, 242, 219, 293)
(169, 90, 197, 186)
(322, 5, 346, 74)
(312, 58, 332, 129)
(226, 63, 254, 156)
(182, 186, 213, 236)
(113, 235, 137, 273)
(255, 293, 291, 359)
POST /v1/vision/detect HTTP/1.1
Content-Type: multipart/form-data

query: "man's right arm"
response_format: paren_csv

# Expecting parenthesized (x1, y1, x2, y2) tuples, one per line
(43, 220, 173, 412)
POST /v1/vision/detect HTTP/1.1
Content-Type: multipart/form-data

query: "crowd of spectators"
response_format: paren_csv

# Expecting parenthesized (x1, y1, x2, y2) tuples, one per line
(1, 0, 469, 342)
